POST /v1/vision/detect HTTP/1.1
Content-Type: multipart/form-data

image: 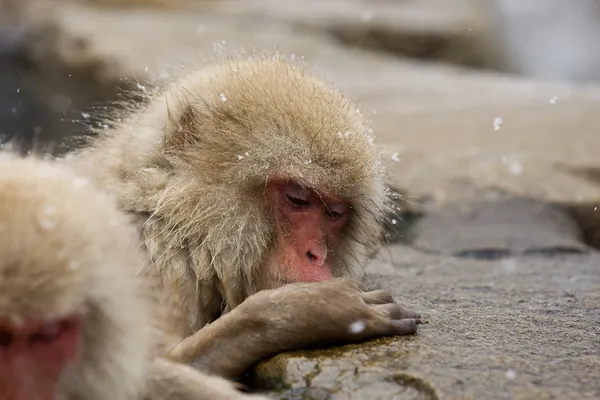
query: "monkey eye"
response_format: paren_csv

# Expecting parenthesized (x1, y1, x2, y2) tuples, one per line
(284, 186, 311, 207)
(28, 319, 72, 344)
(325, 203, 348, 220)
(286, 195, 310, 207)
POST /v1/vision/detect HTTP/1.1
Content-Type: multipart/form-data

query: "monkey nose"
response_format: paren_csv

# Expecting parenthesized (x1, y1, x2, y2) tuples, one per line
(305, 245, 327, 267)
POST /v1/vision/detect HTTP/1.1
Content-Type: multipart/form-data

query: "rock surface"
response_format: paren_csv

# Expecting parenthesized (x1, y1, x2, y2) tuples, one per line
(1, 1, 600, 399)
(254, 244, 600, 399)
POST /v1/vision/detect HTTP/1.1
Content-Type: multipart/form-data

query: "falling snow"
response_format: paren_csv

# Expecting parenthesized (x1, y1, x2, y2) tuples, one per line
(391, 219, 398, 225)
(212, 41, 225, 52)
(348, 320, 366, 334)
(360, 11, 374, 22)
(501, 154, 523, 176)
(391, 153, 400, 162)
(501, 258, 517, 274)
(220, 93, 228, 102)
(505, 369, 517, 380)
(237, 155, 244, 160)
(549, 96, 558, 104)
(38, 205, 58, 231)
(81, 112, 90, 119)
(72, 177, 90, 189)
(493, 117, 504, 131)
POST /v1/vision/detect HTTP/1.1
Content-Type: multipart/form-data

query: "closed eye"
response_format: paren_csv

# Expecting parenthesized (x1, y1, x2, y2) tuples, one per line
(325, 203, 348, 220)
(325, 209, 342, 220)
(325, 210, 342, 219)
(286, 195, 310, 207)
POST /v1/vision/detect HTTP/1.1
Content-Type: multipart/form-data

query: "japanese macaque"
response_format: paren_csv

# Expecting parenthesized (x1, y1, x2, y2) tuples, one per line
(0, 154, 266, 400)
(66, 56, 422, 380)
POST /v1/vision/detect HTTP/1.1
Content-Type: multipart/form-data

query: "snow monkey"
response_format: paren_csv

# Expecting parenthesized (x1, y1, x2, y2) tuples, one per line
(0, 153, 267, 400)
(66, 55, 422, 380)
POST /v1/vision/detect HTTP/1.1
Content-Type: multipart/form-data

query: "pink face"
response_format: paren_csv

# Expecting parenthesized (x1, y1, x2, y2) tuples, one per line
(0, 316, 81, 400)
(265, 181, 351, 283)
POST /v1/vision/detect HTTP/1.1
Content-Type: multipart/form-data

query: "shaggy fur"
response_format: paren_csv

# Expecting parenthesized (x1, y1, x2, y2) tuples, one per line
(0, 153, 152, 400)
(66, 56, 393, 342)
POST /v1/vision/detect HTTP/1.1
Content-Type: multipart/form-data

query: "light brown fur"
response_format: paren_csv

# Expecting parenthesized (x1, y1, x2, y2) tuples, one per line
(0, 153, 151, 400)
(65, 55, 420, 380)
(0, 153, 266, 400)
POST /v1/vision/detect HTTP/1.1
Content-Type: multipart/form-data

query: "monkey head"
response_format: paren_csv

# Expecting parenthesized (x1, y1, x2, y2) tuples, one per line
(78, 56, 392, 310)
(0, 155, 152, 400)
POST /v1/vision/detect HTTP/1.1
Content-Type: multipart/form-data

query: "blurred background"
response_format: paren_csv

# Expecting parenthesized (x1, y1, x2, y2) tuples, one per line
(1, 0, 600, 154)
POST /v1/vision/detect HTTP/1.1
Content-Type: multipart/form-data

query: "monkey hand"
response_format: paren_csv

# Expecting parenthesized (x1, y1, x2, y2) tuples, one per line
(166, 278, 421, 380)
(244, 278, 422, 348)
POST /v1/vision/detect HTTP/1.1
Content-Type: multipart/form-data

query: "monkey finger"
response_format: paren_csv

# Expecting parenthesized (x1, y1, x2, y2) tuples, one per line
(367, 317, 420, 337)
(390, 318, 421, 335)
(361, 289, 394, 304)
(396, 305, 421, 319)
(372, 303, 416, 320)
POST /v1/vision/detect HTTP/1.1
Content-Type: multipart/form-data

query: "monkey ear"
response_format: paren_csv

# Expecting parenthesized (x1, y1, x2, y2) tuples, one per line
(164, 103, 199, 150)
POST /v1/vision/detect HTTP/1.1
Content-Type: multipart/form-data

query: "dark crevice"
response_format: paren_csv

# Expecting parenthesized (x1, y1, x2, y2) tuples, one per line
(453, 248, 512, 260)
(523, 246, 587, 257)
(565, 202, 600, 251)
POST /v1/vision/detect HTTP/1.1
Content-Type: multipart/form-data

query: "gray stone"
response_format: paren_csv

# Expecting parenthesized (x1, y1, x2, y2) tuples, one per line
(255, 245, 600, 399)
(410, 190, 587, 258)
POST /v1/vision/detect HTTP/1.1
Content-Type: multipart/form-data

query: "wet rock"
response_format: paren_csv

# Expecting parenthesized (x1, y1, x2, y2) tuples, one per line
(251, 339, 437, 400)
(256, 246, 600, 399)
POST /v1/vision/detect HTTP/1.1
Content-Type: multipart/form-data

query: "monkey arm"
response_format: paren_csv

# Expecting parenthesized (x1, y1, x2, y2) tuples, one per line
(163, 278, 421, 380)
(146, 358, 268, 400)
(163, 305, 272, 380)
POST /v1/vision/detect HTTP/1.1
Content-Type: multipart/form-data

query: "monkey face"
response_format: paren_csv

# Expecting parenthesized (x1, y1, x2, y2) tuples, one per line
(0, 156, 152, 400)
(264, 180, 351, 284)
(0, 316, 82, 400)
